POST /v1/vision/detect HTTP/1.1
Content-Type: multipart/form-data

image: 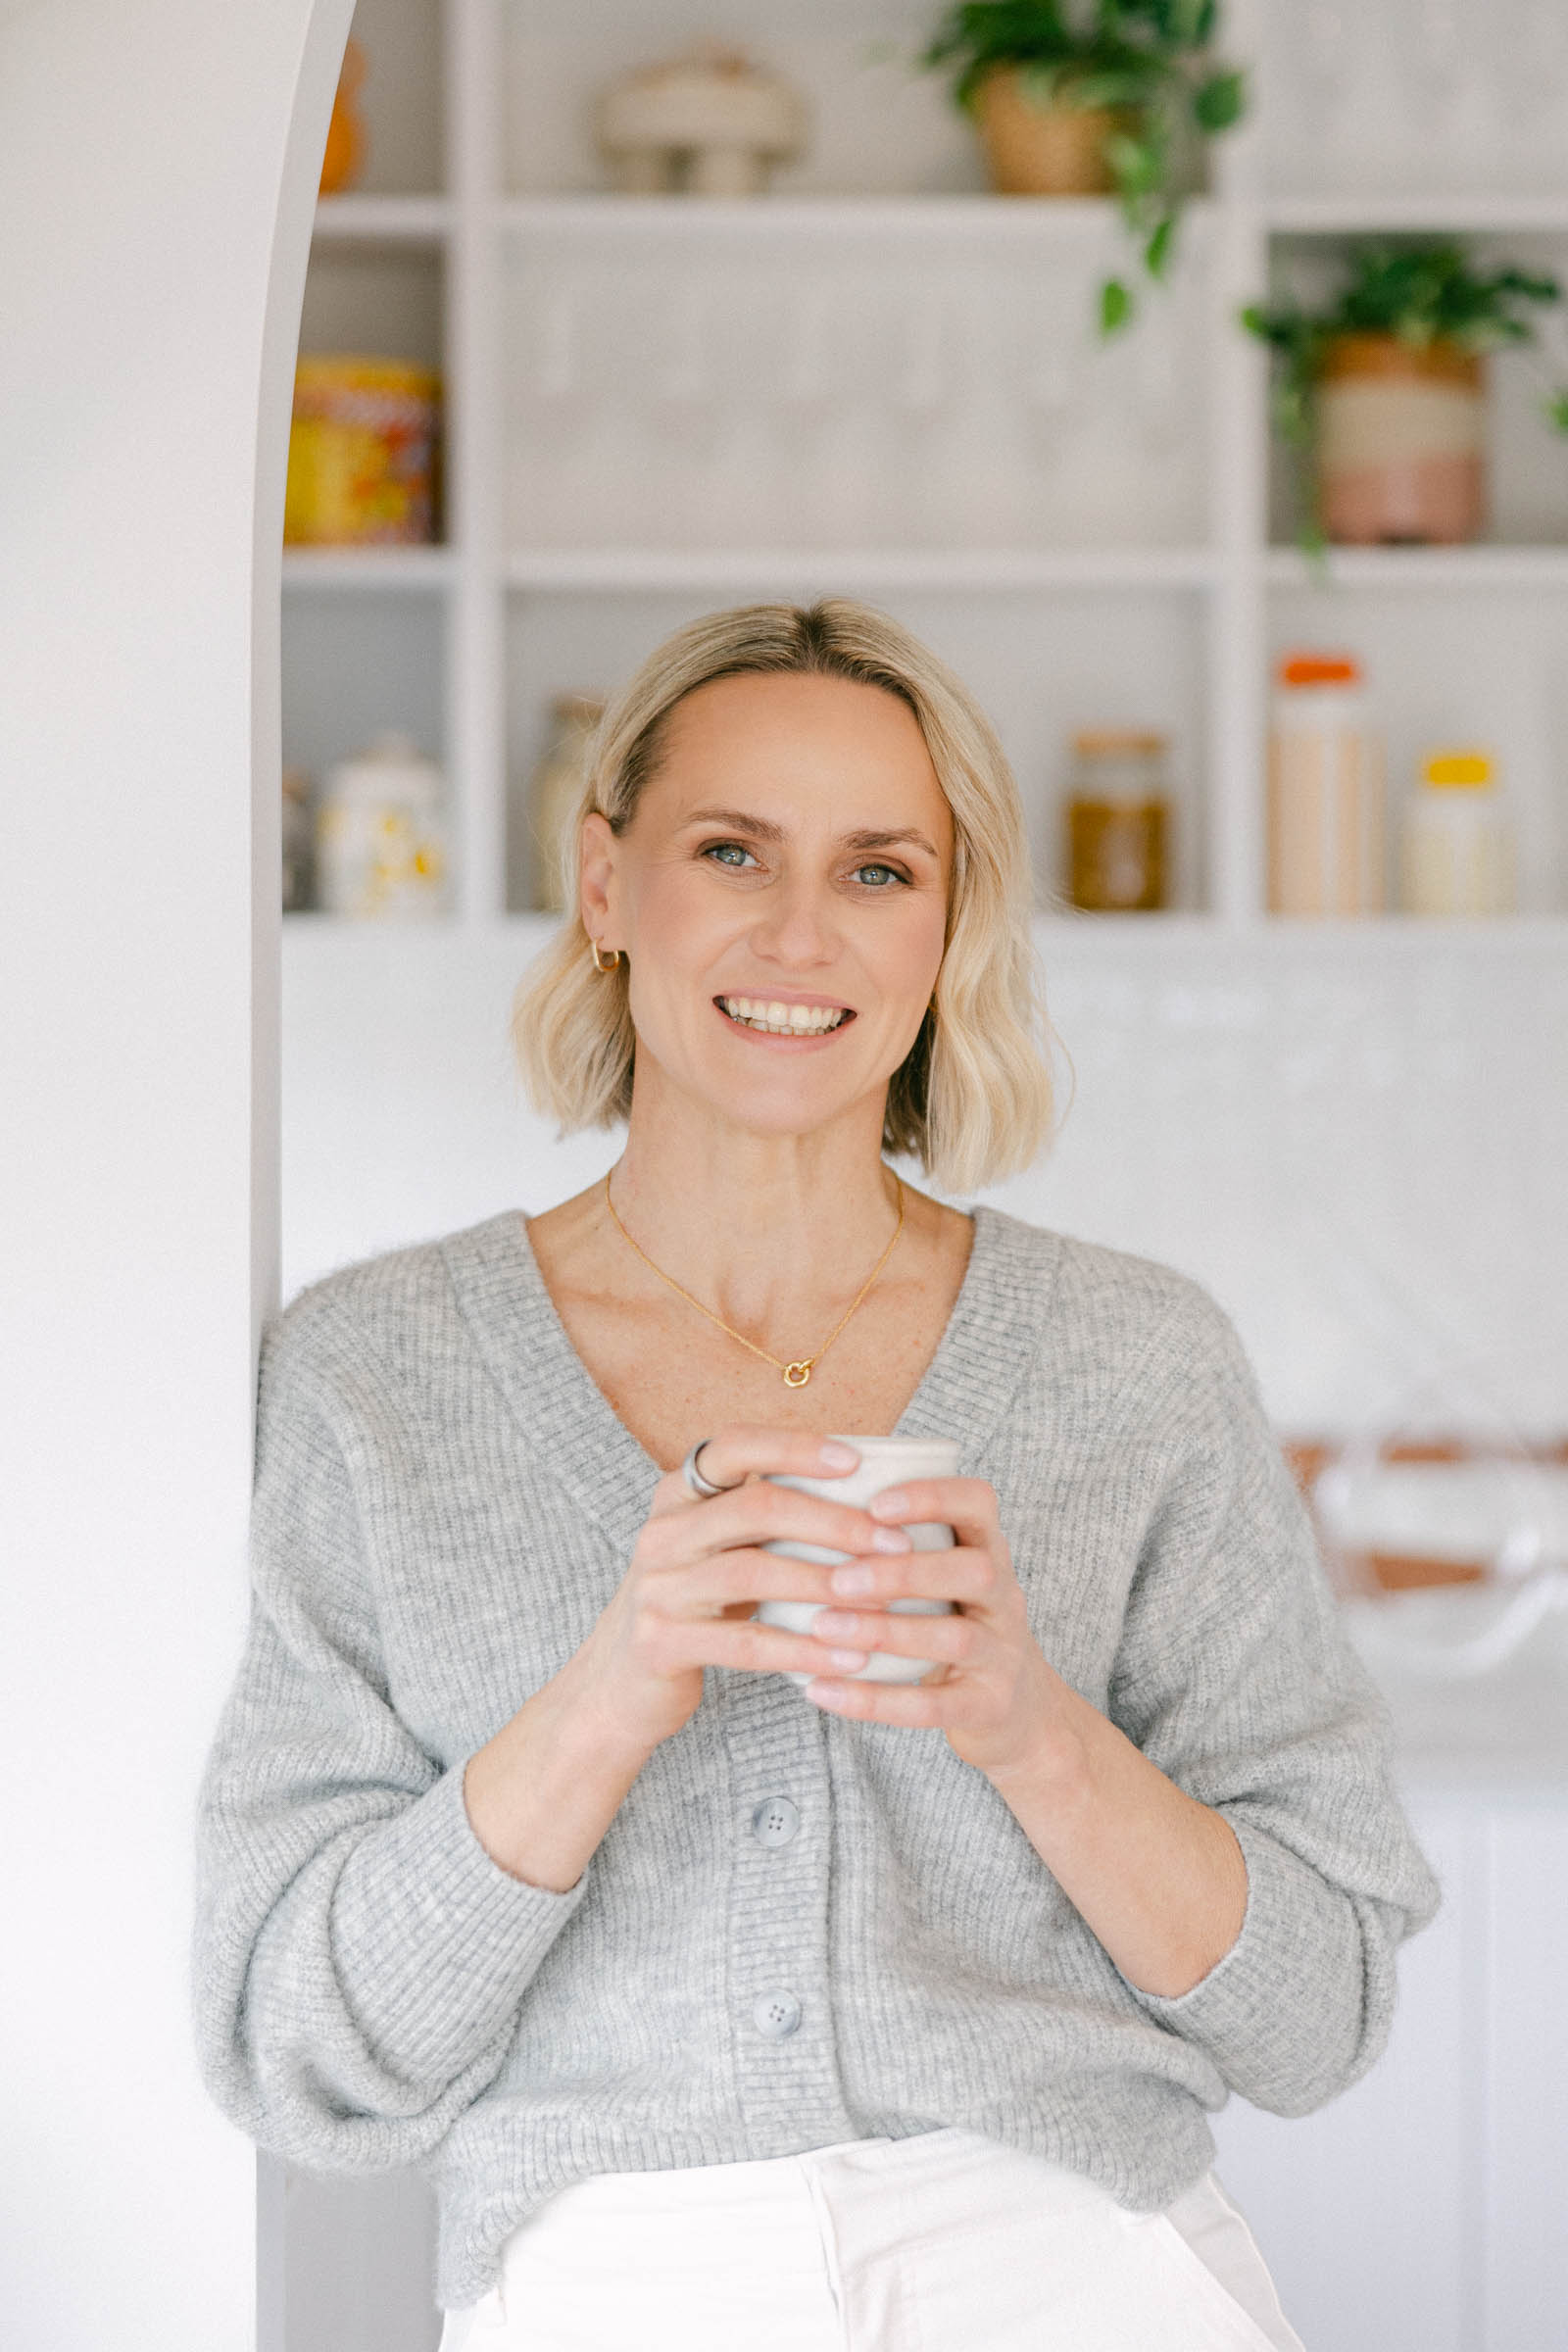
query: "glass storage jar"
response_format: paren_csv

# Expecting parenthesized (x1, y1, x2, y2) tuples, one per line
(1063, 730, 1170, 912)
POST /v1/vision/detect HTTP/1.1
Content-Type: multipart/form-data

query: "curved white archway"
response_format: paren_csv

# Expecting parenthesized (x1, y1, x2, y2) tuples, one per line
(0, 2, 353, 2344)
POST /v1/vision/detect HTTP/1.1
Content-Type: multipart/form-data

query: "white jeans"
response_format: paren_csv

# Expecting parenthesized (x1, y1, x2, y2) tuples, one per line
(438, 2127, 1304, 2351)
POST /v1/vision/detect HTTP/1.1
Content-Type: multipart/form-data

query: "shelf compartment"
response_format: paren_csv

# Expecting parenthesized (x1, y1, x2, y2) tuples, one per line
(281, 586, 453, 909)
(502, 221, 1210, 557)
(1267, 581, 1568, 915)
(505, 581, 1212, 916)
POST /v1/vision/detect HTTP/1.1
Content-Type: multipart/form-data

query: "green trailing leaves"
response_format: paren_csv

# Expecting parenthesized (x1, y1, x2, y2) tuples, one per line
(1101, 276, 1134, 335)
(920, 0, 1246, 317)
(1241, 238, 1568, 545)
(1144, 212, 1178, 279)
(1193, 66, 1245, 130)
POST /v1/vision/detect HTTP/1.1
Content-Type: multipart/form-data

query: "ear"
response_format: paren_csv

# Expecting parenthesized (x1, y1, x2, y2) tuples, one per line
(578, 811, 620, 948)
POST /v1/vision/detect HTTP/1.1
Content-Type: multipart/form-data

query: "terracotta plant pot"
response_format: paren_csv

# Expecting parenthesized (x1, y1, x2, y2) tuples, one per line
(972, 68, 1130, 195)
(1317, 332, 1485, 545)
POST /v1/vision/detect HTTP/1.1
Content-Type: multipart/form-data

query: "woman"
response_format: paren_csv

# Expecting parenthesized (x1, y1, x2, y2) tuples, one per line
(195, 600, 1439, 2351)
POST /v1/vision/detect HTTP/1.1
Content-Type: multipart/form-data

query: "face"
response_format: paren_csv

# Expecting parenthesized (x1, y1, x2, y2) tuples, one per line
(580, 670, 954, 1147)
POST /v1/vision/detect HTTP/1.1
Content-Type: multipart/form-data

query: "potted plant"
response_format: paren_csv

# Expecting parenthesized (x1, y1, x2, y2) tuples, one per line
(920, 0, 1246, 331)
(1244, 241, 1568, 548)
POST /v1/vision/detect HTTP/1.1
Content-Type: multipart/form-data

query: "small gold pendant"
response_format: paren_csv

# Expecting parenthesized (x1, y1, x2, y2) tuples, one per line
(783, 1360, 812, 1388)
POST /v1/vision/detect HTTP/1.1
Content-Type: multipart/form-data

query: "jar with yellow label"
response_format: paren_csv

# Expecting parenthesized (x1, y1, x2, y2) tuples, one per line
(1063, 730, 1170, 912)
(285, 358, 441, 546)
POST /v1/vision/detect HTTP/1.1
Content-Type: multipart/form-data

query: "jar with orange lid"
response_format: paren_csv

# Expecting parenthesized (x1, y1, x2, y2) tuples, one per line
(1401, 749, 1514, 915)
(1063, 730, 1170, 912)
(1267, 653, 1385, 916)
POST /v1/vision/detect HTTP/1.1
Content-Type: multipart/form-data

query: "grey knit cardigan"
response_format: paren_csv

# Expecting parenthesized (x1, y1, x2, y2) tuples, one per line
(192, 1202, 1440, 2311)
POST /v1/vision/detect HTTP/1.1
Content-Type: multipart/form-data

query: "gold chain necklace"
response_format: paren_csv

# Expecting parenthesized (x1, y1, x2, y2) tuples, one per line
(603, 1168, 905, 1388)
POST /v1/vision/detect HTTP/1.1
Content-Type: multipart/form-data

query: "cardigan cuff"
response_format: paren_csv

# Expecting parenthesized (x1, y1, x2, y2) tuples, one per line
(1122, 1812, 1363, 2113)
(330, 1761, 590, 2089)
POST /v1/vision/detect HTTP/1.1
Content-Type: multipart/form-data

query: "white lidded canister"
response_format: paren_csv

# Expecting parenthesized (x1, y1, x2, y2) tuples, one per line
(1267, 653, 1385, 915)
(760, 1435, 960, 1687)
(1401, 749, 1514, 914)
(316, 731, 450, 918)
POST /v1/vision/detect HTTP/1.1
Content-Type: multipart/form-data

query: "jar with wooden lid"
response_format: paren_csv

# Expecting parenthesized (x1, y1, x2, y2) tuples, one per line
(1063, 730, 1170, 912)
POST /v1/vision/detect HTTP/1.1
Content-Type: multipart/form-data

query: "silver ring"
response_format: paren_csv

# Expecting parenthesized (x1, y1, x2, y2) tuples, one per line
(681, 1439, 737, 1500)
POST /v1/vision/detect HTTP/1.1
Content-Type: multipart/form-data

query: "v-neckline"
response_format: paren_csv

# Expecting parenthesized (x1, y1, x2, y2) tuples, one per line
(439, 1198, 1054, 1557)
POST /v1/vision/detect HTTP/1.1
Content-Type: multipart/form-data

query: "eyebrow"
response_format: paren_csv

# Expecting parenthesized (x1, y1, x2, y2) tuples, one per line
(680, 806, 943, 861)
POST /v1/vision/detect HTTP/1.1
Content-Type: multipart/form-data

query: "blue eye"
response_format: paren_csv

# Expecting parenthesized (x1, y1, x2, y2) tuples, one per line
(854, 863, 905, 887)
(704, 842, 756, 868)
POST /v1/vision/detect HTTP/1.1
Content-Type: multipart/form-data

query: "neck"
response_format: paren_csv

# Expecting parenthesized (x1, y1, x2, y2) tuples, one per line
(606, 1087, 906, 1337)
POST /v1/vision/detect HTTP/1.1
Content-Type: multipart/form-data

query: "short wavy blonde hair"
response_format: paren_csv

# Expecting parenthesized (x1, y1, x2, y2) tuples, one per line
(512, 599, 1054, 1195)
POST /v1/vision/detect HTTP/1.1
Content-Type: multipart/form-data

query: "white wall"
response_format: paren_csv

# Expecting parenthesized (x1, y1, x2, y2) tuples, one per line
(0, 3, 352, 2346)
(281, 919, 1568, 1440)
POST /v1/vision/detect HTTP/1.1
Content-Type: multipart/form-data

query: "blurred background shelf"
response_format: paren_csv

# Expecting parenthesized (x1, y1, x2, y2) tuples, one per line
(282, 0, 1568, 932)
(1265, 547, 1568, 587)
(1260, 195, 1568, 233)
(496, 192, 1211, 239)
(503, 548, 1221, 591)
(283, 546, 457, 586)
(313, 193, 454, 241)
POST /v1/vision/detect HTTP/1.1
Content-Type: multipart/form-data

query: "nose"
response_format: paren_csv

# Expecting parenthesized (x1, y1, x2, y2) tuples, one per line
(748, 875, 840, 968)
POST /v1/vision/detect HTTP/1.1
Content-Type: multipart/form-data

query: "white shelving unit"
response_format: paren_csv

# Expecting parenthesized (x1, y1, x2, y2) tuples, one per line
(282, 0, 1568, 933)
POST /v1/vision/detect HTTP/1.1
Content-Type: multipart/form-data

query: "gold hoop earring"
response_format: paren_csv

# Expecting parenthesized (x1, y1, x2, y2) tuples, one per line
(589, 939, 622, 973)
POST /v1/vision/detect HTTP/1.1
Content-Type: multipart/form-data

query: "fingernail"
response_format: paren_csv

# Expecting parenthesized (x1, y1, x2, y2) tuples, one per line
(870, 1489, 910, 1518)
(832, 1564, 876, 1596)
(818, 1441, 858, 1469)
(828, 1647, 867, 1671)
(872, 1526, 911, 1552)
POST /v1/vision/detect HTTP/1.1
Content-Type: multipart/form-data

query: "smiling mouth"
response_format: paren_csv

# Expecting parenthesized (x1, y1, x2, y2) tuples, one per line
(715, 995, 854, 1037)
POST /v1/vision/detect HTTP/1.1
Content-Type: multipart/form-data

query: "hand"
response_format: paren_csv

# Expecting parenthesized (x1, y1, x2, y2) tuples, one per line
(797, 1476, 1068, 1783)
(566, 1426, 915, 1761)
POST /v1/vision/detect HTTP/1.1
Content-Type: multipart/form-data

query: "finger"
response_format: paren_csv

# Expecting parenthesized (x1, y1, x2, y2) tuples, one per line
(864, 1477, 1002, 1547)
(805, 1602, 987, 1668)
(651, 1425, 862, 1517)
(656, 1612, 874, 1682)
(645, 1545, 886, 1618)
(643, 1478, 914, 1568)
(817, 1542, 998, 1612)
(801, 1672, 956, 1727)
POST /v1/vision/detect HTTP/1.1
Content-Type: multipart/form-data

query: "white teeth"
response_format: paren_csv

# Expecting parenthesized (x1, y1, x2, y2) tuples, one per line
(718, 996, 848, 1036)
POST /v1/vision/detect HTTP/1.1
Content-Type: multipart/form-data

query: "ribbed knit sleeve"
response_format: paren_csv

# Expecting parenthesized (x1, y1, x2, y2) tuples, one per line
(1104, 1285, 1441, 2117)
(192, 1300, 588, 2170)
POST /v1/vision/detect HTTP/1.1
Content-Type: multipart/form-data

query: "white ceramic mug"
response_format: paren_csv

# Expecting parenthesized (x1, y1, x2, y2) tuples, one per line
(758, 1435, 961, 1687)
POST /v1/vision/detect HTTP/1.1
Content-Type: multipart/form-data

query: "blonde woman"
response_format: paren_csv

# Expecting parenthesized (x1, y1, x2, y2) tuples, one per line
(195, 601, 1437, 2351)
